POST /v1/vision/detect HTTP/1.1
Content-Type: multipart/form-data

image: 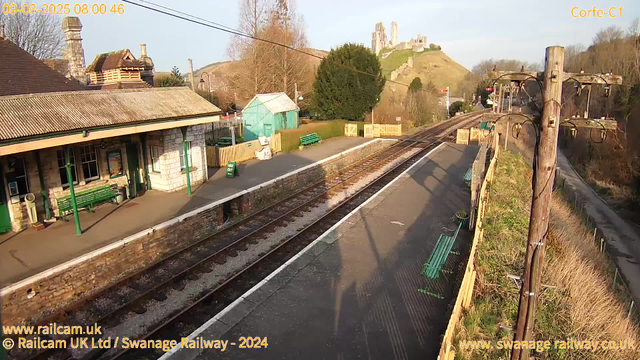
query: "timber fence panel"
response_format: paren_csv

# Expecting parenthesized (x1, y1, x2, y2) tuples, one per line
(438, 134, 499, 360)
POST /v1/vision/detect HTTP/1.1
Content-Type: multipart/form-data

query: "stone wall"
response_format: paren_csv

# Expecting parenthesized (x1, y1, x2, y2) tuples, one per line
(0, 204, 224, 326)
(0, 139, 393, 326)
(147, 126, 207, 192)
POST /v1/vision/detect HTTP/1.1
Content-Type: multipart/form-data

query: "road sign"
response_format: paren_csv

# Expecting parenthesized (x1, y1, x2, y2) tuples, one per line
(440, 89, 448, 93)
(396, 116, 401, 122)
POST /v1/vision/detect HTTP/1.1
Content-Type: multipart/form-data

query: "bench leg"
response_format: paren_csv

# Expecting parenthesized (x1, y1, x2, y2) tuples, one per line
(417, 288, 445, 300)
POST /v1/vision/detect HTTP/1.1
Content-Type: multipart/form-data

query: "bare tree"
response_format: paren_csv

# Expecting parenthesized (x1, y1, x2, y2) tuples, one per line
(0, 0, 64, 59)
(227, 0, 309, 101)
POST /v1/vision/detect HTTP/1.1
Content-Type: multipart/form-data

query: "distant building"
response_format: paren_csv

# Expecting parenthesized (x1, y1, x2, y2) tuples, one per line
(42, 16, 155, 89)
(86, 46, 154, 89)
(242, 93, 299, 141)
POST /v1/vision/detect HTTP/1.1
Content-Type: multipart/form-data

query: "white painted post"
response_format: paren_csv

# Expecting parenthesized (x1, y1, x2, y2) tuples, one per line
(628, 301, 634, 319)
(613, 268, 619, 287)
(600, 238, 605, 252)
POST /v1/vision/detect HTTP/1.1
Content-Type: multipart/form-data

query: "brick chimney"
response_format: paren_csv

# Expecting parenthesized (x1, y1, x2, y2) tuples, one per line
(61, 17, 86, 85)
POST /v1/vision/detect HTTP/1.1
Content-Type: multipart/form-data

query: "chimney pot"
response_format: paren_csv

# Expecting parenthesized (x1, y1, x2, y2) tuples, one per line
(140, 43, 147, 57)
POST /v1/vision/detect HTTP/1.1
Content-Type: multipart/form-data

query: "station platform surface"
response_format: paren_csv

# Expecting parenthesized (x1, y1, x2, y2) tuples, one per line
(0, 137, 371, 287)
(184, 142, 478, 360)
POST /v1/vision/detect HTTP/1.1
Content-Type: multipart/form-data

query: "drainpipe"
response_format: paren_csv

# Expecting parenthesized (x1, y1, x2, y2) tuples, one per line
(65, 146, 81, 235)
(140, 133, 151, 190)
(181, 127, 192, 196)
(35, 150, 51, 220)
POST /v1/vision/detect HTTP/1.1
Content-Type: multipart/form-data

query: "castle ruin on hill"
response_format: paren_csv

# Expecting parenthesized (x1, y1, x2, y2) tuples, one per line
(371, 21, 427, 56)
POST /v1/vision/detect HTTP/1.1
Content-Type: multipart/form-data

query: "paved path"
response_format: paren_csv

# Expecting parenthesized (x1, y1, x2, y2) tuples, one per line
(557, 151, 640, 304)
(172, 143, 478, 360)
(0, 137, 370, 287)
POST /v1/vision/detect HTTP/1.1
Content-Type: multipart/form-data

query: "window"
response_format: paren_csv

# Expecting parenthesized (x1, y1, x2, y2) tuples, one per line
(179, 142, 192, 170)
(80, 145, 100, 182)
(57, 149, 78, 188)
(8, 157, 29, 197)
(150, 145, 162, 173)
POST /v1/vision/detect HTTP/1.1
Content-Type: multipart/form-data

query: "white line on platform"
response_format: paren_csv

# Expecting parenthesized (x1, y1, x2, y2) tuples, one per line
(0, 139, 394, 297)
(159, 142, 447, 360)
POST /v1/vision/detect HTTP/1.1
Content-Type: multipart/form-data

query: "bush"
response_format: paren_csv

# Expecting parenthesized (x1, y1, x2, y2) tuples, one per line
(449, 100, 474, 117)
(277, 120, 364, 152)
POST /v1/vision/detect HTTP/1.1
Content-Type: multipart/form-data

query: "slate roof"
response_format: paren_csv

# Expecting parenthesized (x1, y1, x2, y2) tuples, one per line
(0, 87, 222, 141)
(0, 38, 85, 96)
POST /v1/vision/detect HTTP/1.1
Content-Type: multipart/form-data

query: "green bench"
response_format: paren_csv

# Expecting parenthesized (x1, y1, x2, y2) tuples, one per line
(419, 222, 463, 298)
(57, 185, 117, 218)
(300, 133, 322, 147)
(217, 137, 233, 147)
(463, 167, 473, 186)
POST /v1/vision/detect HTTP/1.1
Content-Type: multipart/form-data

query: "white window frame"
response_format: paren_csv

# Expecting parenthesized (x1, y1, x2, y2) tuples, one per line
(179, 142, 192, 170)
(150, 145, 162, 173)
(79, 145, 100, 182)
(9, 157, 29, 198)
(57, 149, 78, 188)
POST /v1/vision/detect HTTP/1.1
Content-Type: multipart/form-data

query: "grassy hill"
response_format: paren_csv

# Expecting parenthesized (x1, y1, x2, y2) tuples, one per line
(382, 50, 469, 96)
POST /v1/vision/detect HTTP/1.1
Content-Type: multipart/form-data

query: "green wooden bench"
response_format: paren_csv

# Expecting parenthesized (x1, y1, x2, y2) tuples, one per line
(463, 167, 473, 186)
(300, 133, 322, 147)
(57, 185, 116, 218)
(418, 222, 463, 298)
(217, 137, 233, 147)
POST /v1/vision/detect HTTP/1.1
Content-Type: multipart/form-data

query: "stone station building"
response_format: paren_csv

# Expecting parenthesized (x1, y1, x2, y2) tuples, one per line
(0, 87, 222, 233)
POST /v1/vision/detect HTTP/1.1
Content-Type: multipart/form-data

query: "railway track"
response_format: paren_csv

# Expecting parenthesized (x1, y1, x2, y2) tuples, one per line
(9, 112, 484, 360)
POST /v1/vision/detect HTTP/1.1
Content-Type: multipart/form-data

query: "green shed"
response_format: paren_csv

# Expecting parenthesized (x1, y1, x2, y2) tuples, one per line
(242, 92, 299, 141)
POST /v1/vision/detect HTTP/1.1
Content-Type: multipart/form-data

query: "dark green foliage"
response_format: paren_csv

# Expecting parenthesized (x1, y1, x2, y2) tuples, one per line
(155, 66, 185, 87)
(408, 77, 423, 93)
(311, 43, 385, 120)
(449, 100, 474, 117)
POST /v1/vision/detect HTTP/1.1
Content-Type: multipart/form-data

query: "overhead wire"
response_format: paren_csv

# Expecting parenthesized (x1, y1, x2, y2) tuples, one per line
(121, 0, 440, 95)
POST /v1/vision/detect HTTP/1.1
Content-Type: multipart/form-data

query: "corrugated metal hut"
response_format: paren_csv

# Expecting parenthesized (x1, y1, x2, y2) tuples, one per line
(241, 92, 299, 141)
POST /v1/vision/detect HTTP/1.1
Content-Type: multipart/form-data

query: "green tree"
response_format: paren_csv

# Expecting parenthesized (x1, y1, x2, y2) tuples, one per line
(155, 66, 185, 87)
(312, 43, 386, 120)
(408, 77, 423, 93)
(449, 100, 474, 117)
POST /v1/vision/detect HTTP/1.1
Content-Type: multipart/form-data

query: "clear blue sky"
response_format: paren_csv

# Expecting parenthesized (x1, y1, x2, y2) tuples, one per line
(56, 0, 639, 72)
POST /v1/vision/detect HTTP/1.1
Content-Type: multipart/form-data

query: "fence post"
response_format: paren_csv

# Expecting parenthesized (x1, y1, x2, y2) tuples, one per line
(613, 268, 618, 288)
(600, 238, 604, 252)
(593, 228, 597, 242)
(628, 301, 635, 319)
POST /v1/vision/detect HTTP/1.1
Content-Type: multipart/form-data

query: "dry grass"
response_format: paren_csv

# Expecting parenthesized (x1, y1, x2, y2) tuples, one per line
(454, 151, 639, 359)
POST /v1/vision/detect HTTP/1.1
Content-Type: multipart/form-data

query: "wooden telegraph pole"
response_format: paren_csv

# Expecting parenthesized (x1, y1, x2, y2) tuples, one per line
(511, 46, 564, 360)
(486, 46, 622, 360)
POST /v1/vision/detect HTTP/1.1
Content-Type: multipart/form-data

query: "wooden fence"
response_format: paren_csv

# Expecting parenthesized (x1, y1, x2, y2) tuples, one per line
(205, 121, 243, 145)
(363, 124, 402, 138)
(206, 133, 281, 167)
(344, 123, 358, 137)
(438, 132, 499, 360)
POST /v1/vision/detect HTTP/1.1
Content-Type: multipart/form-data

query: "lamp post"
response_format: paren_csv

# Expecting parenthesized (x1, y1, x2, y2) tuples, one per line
(199, 72, 212, 102)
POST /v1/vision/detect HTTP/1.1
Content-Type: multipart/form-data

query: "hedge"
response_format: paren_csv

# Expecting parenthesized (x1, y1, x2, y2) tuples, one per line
(277, 120, 365, 152)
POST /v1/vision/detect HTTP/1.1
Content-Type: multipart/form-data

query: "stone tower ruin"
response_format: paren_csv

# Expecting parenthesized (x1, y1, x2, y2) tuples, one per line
(391, 22, 398, 47)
